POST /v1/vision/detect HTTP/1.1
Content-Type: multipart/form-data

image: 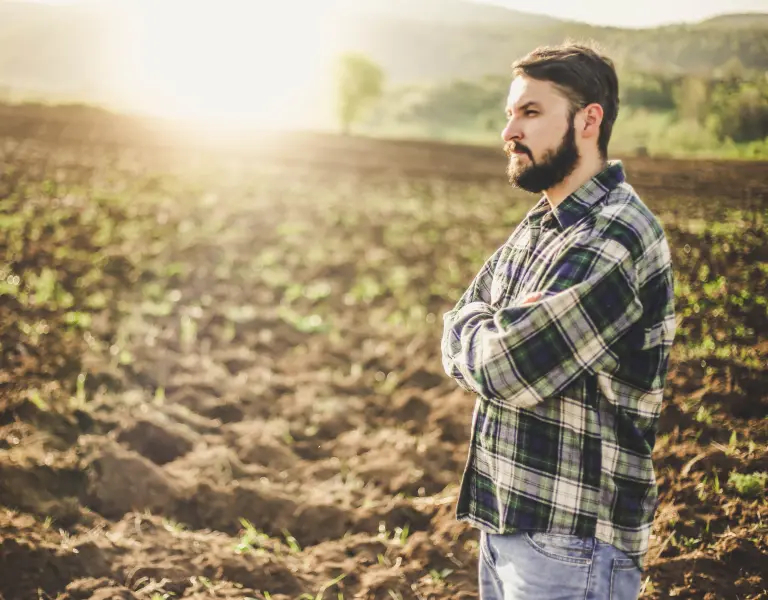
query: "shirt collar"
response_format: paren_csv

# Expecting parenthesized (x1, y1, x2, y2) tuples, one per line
(525, 196, 550, 226)
(551, 160, 626, 230)
(524, 160, 626, 230)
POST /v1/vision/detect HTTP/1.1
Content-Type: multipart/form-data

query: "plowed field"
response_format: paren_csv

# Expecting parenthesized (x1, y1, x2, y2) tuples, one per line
(1, 112, 766, 599)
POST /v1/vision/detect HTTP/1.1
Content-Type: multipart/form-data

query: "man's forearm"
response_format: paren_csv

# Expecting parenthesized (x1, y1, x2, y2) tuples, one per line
(442, 238, 642, 407)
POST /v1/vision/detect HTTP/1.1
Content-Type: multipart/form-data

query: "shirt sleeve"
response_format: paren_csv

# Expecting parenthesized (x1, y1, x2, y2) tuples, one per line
(440, 243, 506, 394)
(452, 243, 507, 311)
(441, 237, 643, 407)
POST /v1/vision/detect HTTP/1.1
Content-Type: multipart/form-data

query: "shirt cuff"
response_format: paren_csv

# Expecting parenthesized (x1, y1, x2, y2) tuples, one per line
(451, 300, 494, 323)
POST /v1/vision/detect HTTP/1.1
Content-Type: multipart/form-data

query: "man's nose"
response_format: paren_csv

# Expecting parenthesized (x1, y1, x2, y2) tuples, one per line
(501, 117, 523, 144)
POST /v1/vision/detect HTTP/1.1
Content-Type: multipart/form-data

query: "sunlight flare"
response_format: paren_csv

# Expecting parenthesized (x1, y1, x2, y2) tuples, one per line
(114, 0, 338, 127)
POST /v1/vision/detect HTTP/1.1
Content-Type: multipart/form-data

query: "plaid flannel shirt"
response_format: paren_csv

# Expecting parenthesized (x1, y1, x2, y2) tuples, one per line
(441, 161, 675, 569)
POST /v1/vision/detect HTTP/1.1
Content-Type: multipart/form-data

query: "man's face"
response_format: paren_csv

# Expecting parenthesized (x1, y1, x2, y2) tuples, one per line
(503, 75, 580, 193)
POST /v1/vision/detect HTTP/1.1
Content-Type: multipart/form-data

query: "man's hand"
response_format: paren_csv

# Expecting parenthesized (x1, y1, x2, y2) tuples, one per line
(519, 292, 543, 305)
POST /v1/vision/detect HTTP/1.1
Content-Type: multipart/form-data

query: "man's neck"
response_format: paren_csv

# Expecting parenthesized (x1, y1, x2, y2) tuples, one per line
(544, 155, 607, 209)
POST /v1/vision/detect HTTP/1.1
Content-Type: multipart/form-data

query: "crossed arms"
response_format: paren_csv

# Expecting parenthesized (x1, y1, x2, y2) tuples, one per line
(440, 237, 643, 408)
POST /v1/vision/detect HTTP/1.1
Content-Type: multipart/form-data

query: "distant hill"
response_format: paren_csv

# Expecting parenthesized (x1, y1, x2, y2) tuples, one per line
(698, 12, 768, 28)
(332, 0, 563, 27)
(333, 5, 768, 81)
(0, 2, 117, 101)
(0, 0, 766, 107)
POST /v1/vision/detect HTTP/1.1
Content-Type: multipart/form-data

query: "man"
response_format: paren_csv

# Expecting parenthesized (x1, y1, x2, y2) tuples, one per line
(441, 43, 676, 599)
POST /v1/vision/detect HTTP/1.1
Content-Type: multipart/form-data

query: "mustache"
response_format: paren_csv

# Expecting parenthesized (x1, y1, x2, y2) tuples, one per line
(504, 142, 532, 159)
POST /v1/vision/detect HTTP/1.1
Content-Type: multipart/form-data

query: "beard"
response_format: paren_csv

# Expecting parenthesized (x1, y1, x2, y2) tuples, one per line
(506, 117, 579, 193)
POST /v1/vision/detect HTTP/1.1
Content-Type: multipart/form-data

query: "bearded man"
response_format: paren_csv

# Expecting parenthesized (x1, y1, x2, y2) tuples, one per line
(441, 43, 676, 600)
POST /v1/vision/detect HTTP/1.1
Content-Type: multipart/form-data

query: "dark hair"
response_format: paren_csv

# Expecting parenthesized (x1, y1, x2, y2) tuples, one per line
(512, 42, 619, 159)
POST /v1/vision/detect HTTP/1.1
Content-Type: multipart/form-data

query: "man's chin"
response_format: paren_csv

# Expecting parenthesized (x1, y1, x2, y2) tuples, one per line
(511, 180, 545, 194)
(507, 165, 533, 188)
(508, 168, 546, 193)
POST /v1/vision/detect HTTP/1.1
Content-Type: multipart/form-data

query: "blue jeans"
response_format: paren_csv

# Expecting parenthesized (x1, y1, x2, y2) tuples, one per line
(479, 531, 642, 600)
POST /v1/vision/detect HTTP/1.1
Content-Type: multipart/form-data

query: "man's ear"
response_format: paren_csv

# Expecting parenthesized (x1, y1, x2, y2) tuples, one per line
(582, 103, 604, 139)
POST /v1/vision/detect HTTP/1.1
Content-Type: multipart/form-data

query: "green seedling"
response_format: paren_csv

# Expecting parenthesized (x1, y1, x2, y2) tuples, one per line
(70, 373, 88, 409)
(394, 524, 410, 545)
(277, 306, 328, 334)
(154, 387, 166, 405)
(235, 518, 269, 554)
(728, 471, 767, 498)
(180, 314, 198, 346)
(282, 529, 301, 553)
(161, 518, 185, 534)
(197, 576, 213, 590)
(680, 535, 701, 549)
(64, 311, 92, 329)
(711, 471, 722, 494)
(28, 389, 49, 412)
(296, 573, 346, 600)
(429, 568, 453, 583)
(694, 405, 713, 425)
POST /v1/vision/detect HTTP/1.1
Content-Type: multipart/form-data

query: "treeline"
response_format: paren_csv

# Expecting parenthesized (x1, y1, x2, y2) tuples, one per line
(623, 70, 768, 144)
(369, 68, 768, 157)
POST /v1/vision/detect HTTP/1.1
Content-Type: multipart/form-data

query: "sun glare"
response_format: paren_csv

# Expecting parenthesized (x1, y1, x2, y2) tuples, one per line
(114, 1, 338, 129)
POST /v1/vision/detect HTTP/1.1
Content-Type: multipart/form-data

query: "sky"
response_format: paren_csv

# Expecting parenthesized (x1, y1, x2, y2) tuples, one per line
(10, 0, 767, 127)
(475, 0, 768, 28)
(21, 0, 768, 28)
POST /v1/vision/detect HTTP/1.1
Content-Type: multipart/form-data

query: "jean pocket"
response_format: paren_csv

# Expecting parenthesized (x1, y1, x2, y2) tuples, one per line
(523, 532, 593, 565)
(609, 558, 641, 600)
(480, 531, 498, 569)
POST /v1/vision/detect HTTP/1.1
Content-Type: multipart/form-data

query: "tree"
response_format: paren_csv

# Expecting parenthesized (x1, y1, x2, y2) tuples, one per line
(620, 72, 676, 112)
(707, 80, 768, 142)
(335, 53, 384, 135)
(673, 76, 710, 122)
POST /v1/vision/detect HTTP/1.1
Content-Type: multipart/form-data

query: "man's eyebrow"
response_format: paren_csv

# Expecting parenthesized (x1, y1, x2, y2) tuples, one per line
(506, 101, 541, 115)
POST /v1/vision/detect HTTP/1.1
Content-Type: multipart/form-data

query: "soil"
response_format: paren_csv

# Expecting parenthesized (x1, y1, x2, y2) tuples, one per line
(0, 112, 766, 599)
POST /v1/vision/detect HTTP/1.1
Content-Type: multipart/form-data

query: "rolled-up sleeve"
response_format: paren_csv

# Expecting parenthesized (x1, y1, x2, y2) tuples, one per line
(441, 237, 643, 407)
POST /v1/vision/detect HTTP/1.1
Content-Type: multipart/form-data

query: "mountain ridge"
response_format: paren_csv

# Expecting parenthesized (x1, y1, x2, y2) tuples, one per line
(0, 0, 766, 106)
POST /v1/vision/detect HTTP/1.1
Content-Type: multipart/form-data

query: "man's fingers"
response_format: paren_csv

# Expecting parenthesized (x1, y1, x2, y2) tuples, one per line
(520, 292, 543, 305)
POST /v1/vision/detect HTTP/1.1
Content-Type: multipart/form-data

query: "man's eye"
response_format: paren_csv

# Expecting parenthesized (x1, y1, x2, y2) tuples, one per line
(525, 110, 538, 116)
